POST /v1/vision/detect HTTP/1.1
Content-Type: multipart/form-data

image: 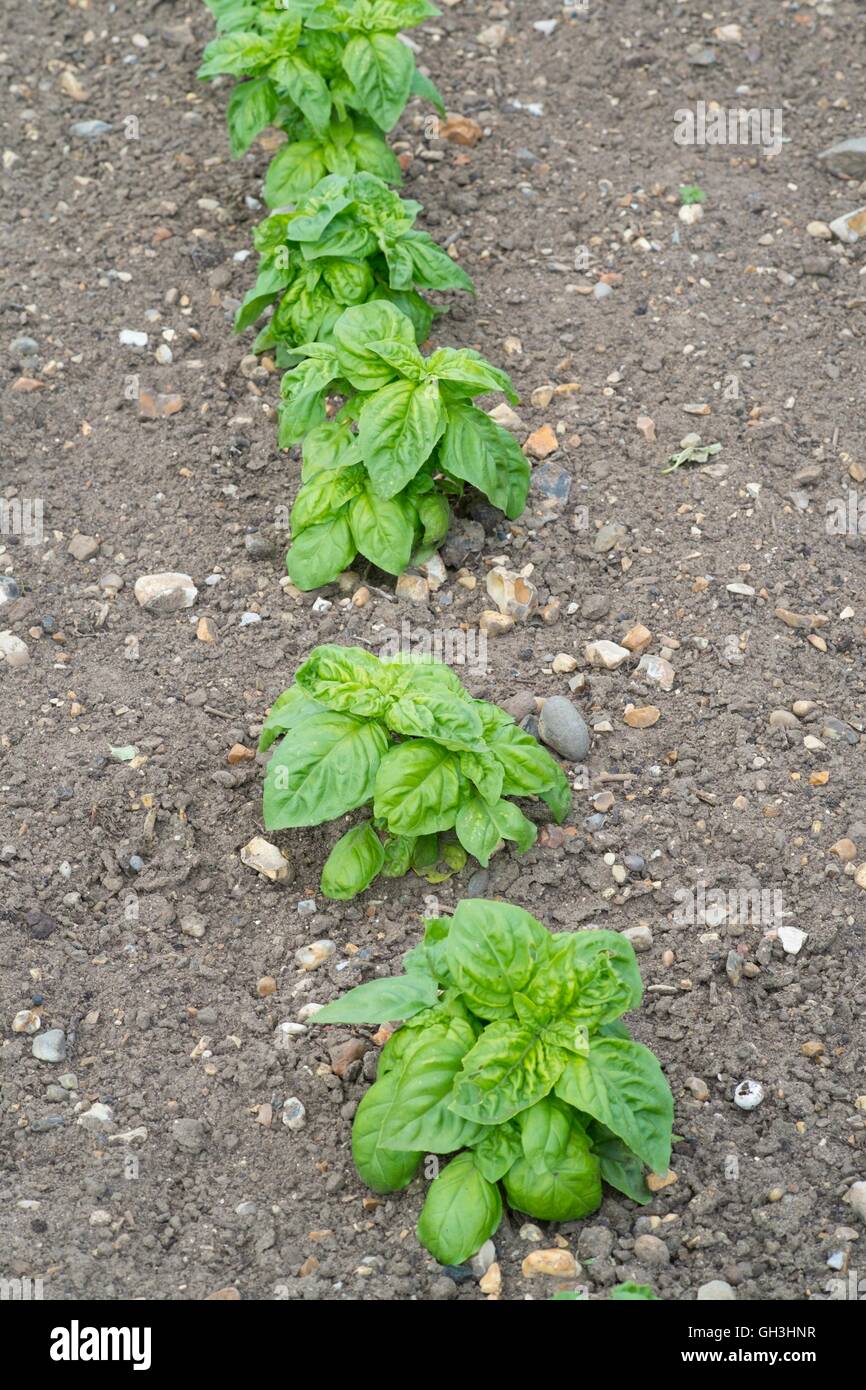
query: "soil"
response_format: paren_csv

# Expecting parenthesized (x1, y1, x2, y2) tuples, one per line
(1, 0, 865, 1303)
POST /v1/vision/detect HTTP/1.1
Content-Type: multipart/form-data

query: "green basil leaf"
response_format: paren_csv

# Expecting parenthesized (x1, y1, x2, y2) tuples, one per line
(416, 1152, 502, 1267)
(320, 820, 386, 899)
(349, 122, 403, 183)
(472, 1121, 523, 1183)
(481, 712, 566, 799)
(369, 284, 436, 343)
(450, 1019, 566, 1125)
(410, 66, 445, 116)
(359, 378, 445, 499)
(426, 347, 516, 401)
(503, 1126, 602, 1222)
(342, 33, 414, 131)
(264, 140, 329, 206)
(198, 33, 271, 79)
(263, 710, 388, 827)
(445, 899, 549, 1020)
(349, 485, 417, 575)
(290, 465, 365, 533)
(518, 1096, 576, 1167)
(295, 644, 393, 716)
(234, 262, 290, 333)
(226, 77, 278, 158)
(322, 257, 375, 306)
(522, 931, 643, 1035)
(590, 1125, 652, 1206)
(312, 971, 438, 1024)
(374, 740, 461, 836)
(285, 512, 356, 589)
(301, 419, 364, 480)
(269, 54, 332, 135)
(539, 762, 573, 824)
(455, 794, 537, 868)
(439, 400, 530, 519)
(610, 1282, 659, 1300)
(458, 749, 504, 805)
(385, 686, 483, 748)
(359, 0, 441, 29)
(380, 832, 416, 878)
(367, 338, 427, 381)
(400, 233, 475, 293)
(414, 491, 450, 550)
(381, 1018, 484, 1152)
(351, 1072, 423, 1194)
(258, 684, 325, 753)
(555, 1037, 673, 1176)
(333, 300, 416, 390)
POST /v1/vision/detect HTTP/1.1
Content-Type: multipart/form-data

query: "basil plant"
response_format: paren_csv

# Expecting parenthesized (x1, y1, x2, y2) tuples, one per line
(259, 647, 571, 898)
(312, 899, 675, 1267)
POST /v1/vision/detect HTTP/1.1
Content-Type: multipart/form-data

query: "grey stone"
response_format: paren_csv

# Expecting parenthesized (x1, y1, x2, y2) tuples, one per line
(70, 120, 113, 139)
(697, 1279, 736, 1300)
(0, 576, 21, 605)
(172, 1117, 208, 1152)
(594, 521, 626, 552)
(817, 136, 866, 179)
(32, 1029, 67, 1063)
(538, 696, 590, 761)
(134, 572, 198, 612)
(634, 1234, 670, 1265)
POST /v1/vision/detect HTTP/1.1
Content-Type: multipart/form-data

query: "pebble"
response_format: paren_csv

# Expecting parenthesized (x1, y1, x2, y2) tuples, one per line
(521, 1249, 578, 1278)
(843, 1182, 866, 1224)
(686, 1076, 710, 1101)
(733, 1079, 764, 1110)
(119, 329, 148, 348)
(769, 708, 799, 729)
(552, 653, 578, 674)
(31, 1029, 66, 1063)
(592, 281, 612, 300)
(807, 220, 832, 240)
(726, 951, 743, 987)
(830, 838, 857, 862)
(240, 837, 292, 882)
(70, 119, 112, 139)
(295, 941, 336, 971)
(637, 654, 675, 691)
(282, 1098, 306, 1131)
(134, 572, 198, 612)
(633, 1234, 669, 1266)
(77, 1103, 115, 1134)
(519, 1223, 544, 1242)
(697, 1280, 736, 1301)
(12, 1009, 41, 1034)
(623, 853, 645, 873)
(0, 576, 21, 605)
(594, 521, 626, 552)
(471, 1240, 497, 1279)
(622, 623, 652, 653)
(0, 631, 30, 668)
(585, 640, 630, 669)
(778, 926, 807, 955)
(817, 136, 866, 179)
(623, 925, 653, 952)
(479, 1262, 502, 1296)
(538, 696, 590, 761)
(525, 425, 558, 460)
(623, 705, 661, 729)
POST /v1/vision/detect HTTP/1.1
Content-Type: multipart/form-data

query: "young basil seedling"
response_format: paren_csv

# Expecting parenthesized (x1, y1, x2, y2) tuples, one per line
(259, 647, 571, 897)
(277, 299, 530, 588)
(199, 0, 445, 204)
(236, 171, 473, 360)
(310, 899, 675, 1267)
